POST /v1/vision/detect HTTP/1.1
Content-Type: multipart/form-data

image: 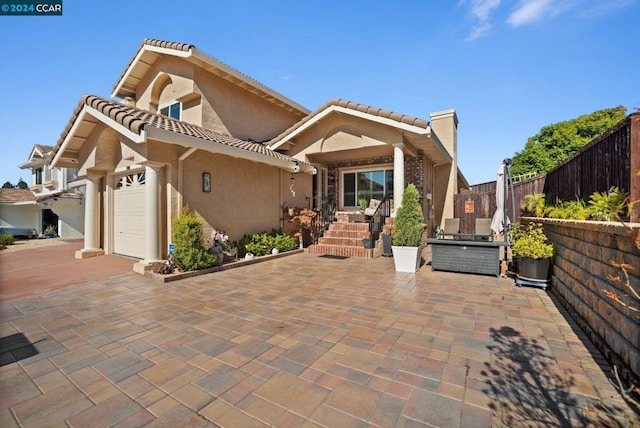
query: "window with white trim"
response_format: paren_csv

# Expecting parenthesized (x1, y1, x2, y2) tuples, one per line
(341, 166, 393, 208)
(159, 101, 181, 120)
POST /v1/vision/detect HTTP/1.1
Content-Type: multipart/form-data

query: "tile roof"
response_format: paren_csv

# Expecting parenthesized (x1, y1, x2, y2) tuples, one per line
(112, 38, 308, 116)
(53, 95, 304, 165)
(34, 144, 54, 154)
(35, 192, 81, 203)
(112, 38, 194, 96)
(0, 189, 81, 204)
(0, 189, 35, 204)
(269, 99, 430, 146)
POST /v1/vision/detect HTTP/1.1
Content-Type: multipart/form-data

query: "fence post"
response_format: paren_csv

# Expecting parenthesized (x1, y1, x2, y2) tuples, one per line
(631, 113, 640, 223)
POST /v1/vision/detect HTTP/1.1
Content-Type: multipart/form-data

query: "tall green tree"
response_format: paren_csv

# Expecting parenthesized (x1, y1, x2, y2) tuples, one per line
(16, 178, 28, 189)
(2, 181, 15, 189)
(510, 106, 626, 177)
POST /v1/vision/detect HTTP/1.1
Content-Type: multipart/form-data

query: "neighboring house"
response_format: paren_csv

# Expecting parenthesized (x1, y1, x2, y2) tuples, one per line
(0, 145, 83, 238)
(50, 38, 468, 273)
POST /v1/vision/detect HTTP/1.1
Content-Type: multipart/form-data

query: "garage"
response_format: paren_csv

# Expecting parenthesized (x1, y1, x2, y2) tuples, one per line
(113, 172, 146, 259)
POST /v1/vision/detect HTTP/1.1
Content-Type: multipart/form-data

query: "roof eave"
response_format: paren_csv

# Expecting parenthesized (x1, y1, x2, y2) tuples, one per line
(19, 159, 42, 169)
(424, 126, 454, 164)
(191, 48, 310, 116)
(145, 127, 311, 174)
(111, 44, 191, 99)
(112, 42, 309, 117)
(271, 105, 434, 151)
(52, 104, 146, 169)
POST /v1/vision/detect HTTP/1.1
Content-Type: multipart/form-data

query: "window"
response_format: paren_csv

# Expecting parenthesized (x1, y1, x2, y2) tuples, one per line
(159, 101, 181, 119)
(341, 167, 393, 208)
(35, 168, 43, 185)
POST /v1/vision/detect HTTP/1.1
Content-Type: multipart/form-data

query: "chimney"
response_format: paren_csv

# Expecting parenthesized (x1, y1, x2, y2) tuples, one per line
(429, 109, 459, 223)
(429, 109, 458, 162)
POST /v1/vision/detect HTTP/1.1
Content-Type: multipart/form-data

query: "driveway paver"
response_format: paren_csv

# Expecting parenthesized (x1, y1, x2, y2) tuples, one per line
(0, 240, 134, 300)
(0, 248, 637, 427)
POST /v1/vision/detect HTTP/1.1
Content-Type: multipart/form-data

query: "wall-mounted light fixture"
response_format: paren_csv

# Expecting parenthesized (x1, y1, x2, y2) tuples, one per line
(202, 172, 211, 192)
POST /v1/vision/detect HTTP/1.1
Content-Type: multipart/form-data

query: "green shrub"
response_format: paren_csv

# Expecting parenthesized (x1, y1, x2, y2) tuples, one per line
(511, 223, 553, 259)
(393, 184, 424, 247)
(0, 234, 15, 246)
(172, 207, 216, 271)
(274, 232, 297, 252)
(236, 229, 296, 257)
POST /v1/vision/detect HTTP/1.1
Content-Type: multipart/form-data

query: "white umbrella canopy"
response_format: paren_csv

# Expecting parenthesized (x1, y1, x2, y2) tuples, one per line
(490, 164, 509, 237)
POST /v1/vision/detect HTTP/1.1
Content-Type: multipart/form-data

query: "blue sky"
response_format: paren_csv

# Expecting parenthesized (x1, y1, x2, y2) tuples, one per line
(1, 0, 638, 186)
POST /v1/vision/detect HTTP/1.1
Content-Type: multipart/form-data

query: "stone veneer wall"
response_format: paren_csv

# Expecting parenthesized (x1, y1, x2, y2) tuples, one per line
(537, 218, 640, 380)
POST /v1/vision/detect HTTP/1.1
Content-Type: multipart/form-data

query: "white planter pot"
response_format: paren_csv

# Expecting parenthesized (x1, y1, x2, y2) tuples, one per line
(391, 246, 423, 273)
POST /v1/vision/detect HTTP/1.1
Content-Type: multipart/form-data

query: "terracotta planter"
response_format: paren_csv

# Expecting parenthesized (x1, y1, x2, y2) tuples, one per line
(391, 246, 422, 273)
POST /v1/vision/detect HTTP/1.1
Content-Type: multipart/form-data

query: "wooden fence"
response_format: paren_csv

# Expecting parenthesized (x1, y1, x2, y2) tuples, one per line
(455, 112, 640, 228)
(454, 176, 545, 234)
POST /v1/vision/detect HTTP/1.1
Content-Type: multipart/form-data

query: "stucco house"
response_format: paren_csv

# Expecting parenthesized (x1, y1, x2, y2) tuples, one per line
(0, 144, 83, 238)
(50, 38, 468, 272)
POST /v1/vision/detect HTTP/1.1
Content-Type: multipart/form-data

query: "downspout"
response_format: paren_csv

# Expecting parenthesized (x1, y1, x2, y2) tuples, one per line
(178, 148, 198, 211)
(280, 169, 284, 230)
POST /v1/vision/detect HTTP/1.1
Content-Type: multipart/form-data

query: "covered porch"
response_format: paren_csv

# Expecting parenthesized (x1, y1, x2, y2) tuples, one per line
(269, 100, 470, 258)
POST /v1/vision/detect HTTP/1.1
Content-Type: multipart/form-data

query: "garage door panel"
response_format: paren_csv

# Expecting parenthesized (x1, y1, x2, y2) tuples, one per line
(114, 183, 145, 259)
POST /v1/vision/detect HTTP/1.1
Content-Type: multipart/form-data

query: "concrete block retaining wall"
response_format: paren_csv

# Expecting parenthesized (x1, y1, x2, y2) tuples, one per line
(537, 219, 640, 380)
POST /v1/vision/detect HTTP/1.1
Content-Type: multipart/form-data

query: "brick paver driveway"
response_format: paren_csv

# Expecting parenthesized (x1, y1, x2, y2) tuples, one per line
(1, 250, 636, 427)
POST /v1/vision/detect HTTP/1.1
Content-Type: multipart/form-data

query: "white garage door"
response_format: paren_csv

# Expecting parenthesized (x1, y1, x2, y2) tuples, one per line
(114, 172, 146, 259)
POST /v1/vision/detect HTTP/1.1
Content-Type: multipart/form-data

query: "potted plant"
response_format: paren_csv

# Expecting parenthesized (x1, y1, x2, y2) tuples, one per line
(358, 191, 369, 213)
(511, 222, 554, 282)
(391, 184, 424, 272)
(43, 225, 57, 238)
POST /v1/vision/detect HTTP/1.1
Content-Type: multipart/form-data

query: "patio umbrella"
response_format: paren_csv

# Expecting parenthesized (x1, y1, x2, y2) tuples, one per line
(490, 163, 509, 237)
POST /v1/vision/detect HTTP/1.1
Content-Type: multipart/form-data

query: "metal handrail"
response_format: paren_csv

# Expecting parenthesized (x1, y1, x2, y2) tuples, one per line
(308, 196, 335, 245)
(367, 194, 391, 246)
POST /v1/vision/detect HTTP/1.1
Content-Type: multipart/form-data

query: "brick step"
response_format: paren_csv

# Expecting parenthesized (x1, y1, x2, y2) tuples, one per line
(318, 237, 370, 247)
(322, 230, 371, 239)
(309, 244, 374, 258)
(327, 222, 370, 232)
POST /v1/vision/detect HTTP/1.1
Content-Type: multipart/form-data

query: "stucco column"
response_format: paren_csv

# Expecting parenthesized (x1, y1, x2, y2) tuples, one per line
(75, 176, 104, 259)
(393, 143, 405, 215)
(84, 177, 98, 249)
(144, 164, 161, 263)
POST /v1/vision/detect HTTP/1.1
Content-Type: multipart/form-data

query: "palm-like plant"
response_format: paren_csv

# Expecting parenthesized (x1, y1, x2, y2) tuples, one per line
(588, 187, 630, 221)
(523, 193, 547, 217)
